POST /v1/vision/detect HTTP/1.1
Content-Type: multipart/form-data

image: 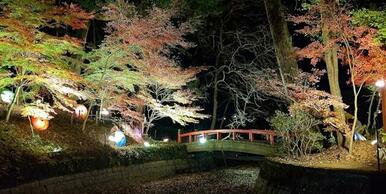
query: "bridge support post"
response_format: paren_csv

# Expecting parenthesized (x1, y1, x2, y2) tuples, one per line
(217, 132, 220, 140)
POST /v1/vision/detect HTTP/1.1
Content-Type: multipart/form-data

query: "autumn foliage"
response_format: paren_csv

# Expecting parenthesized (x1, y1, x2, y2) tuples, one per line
(289, 4, 386, 86)
(0, 0, 93, 123)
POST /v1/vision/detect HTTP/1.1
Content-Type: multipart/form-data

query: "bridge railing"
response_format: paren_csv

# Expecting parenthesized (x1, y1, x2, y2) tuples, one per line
(178, 129, 276, 145)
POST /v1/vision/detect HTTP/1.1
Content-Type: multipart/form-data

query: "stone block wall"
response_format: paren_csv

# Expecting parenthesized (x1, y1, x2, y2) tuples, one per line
(253, 159, 385, 194)
(0, 159, 198, 194)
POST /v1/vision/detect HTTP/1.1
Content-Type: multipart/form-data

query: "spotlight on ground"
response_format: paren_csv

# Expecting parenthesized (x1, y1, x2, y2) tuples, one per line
(371, 140, 378, 145)
(144, 141, 150, 147)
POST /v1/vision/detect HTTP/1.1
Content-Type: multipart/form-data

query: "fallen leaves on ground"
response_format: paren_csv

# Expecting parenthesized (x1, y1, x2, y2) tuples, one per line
(94, 166, 259, 194)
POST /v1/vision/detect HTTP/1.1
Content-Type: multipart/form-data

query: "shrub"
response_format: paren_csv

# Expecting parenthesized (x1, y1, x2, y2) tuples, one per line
(270, 111, 324, 157)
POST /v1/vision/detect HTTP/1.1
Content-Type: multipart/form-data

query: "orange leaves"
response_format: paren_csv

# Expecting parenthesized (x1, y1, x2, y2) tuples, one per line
(291, 3, 385, 88)
(294, 42, 324, 65)
(94, 1, 206, 126)
(46, 3, 94, 30)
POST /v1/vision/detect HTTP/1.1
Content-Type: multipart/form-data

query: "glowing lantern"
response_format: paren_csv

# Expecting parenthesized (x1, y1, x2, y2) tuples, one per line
(0, 90, 14, 104)
(31, 117, 49, 131)
(74, 104, 88, 120)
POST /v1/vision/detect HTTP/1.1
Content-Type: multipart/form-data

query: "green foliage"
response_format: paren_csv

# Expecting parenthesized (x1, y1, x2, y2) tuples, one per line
(300, 0, 320, 11)
(21, 100, 56, 119)
(379, 129, 386, 143)
(270, 111, 324, 157)
(113, 142, 188, 164)
(0, 0, 92, 119)
(352, 9, 386, 43)
(84, 2, 206, 129)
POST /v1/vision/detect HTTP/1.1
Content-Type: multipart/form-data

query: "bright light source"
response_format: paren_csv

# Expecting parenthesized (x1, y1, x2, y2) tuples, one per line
(371, 140, 378, 145)
(108, 130, 126, 147)
(0, 90, 14, 104)
(163, 138, 169, 142)
(375, 79, 385, 88)
(199, 136, 207, 144)
(101, 108, 109, 116)
(74, 104, 88, 120)
(52, 147, 63, 153)
(144, 141, 150, 147)
(60, 87, 71, 94)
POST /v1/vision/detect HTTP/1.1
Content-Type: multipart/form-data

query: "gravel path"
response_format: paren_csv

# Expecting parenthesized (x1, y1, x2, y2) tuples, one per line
(95, 166, 259, 194)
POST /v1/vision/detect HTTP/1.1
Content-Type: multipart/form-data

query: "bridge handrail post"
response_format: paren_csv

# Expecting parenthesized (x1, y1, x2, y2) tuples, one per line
(269, 135, 274, 145)
(249, 131, 253, 142)
(177, 129, 181, 143)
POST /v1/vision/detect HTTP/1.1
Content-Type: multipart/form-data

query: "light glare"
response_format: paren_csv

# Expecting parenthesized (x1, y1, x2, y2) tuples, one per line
(199, 136, 207, 144)
(0, 90, 14, 104)
(101, 108, 109, 116)
(375, 80, 385, 88)
(163, 138, 169, 142)
(144, 141, 150, 147)
(371, 140, 378, 145)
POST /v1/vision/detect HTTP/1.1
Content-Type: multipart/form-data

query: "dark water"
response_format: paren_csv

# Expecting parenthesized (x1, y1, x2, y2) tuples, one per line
(93, 166, 259, 194)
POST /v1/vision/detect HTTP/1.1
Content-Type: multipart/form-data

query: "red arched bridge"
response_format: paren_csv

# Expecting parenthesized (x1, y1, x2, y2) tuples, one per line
(177, 129, 278, 156)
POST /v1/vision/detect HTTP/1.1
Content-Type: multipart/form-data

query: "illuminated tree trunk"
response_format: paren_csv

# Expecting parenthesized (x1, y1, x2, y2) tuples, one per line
(210, 56, 221, 129)
(5, 86, 21, 122)
(372, 97, 381, 130)
(320, 0, 346, 148)
(264, 0, 298, 83)
(367, 90, 376, 127)
(97, 98, 103, 125)
(82, 103, 93, 132)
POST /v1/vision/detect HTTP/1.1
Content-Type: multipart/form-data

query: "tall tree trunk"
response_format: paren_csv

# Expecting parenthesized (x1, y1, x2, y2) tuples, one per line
(5, 86, 21, 122)
(264, 0, 298, 83)
(210, 70, 219, 129)
(372, 96, 381, 130)
(320, 0, 346, 148)
(367, 90, 377, 127)
(82, 103, 93, 132)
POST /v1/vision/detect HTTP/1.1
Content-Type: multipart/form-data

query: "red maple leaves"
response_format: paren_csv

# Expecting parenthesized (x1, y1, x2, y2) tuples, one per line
(290, 4, 386, 86)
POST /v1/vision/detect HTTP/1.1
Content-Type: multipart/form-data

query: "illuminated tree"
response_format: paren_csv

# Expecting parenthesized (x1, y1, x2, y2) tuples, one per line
(289, 2, 386, 153)
(84, 1, 207, 134)
(0, 0, 93, 123)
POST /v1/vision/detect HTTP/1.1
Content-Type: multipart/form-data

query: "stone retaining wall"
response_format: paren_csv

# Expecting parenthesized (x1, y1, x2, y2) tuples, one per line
(254, 159, 385, 194)
(0, 158, 208, 194)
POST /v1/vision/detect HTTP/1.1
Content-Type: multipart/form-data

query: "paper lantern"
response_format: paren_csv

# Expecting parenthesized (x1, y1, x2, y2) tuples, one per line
(74, 104, 88, 120)
(31, 117, 49, 131)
